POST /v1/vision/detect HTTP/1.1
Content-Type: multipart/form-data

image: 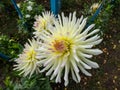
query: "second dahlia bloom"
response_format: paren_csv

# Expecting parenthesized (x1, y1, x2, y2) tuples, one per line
(14, 38, 41, 77)
(33, 11, 56, 38)
(37, 12, 102, 86)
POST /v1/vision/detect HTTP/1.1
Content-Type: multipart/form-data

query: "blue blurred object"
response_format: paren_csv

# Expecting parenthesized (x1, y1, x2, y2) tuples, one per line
(50, 0, 61, 15)
(0, 53, 10, 60)
(11, 0, 23, 18)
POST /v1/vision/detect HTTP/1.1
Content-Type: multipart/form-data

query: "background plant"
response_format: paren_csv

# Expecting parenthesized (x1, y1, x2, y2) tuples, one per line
(82, 0, 114, 34)
(3, 74, 52, 90)
(17, 0, 45, 32)
(0, 34, 22, 59)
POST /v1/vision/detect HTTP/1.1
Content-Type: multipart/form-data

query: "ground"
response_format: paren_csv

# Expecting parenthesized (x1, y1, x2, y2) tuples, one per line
(0, 0, 120, 90)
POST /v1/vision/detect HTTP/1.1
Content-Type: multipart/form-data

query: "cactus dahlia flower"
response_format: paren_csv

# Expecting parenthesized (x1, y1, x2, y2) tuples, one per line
(37, 12, 102, 86)
(33, 11, 56, 38)
(90, 3, 100, 13)
(14, 38, 41, 77)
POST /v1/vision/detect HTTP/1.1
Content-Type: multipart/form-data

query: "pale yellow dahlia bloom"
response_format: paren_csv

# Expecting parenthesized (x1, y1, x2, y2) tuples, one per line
(33, 11, 56, 38)
(37, 12, 102, 86)
(14, 38, 41, 77)
(90, 3, 100, 13)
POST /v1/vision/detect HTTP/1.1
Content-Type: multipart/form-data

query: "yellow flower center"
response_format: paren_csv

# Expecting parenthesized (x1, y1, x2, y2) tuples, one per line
(51, 39, 71, 54)
(41, 19, 46, 29)
(26, 48, 36, 60)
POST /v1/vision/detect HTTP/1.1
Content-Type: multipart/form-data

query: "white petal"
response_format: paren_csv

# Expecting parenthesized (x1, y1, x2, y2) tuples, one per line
(85, 49, 103, 55)
(70, 58, 79, 73)
(82, 24, 95, 35)
(50, 72, 56, 80)
(61, 58, 67, 67)
(40, 62, 53, 72)
(64, 63, 69, 86)
(78, 64, 92, 76)
(61, 52, 69, 67)
(68, 13, 72, 22)
(78, 18, 87, 33)
(53, 60, 62, 76)
(70, 58, 81, 82)
(79, 15, 83, 24)
(79, 52, 93, 58)
(85, 35, 100, 43)
(75, 71, 81, 82)
(82, 57, 99, 68)
(86, 24, 95, 31)
(44, 57, 54, 66)
(37, 60, 46, 64)
(73, 49, 79, 62)
(73, 54, 91, 69)
(87, 29, 100, 37)
(78, 45, 93, 48)
(46, 65, 55, 76)
(55, 67, 63, 83)
(90, 39, 103, 45)
(71, 68, 78, 82)
(30, 63, 37, 77)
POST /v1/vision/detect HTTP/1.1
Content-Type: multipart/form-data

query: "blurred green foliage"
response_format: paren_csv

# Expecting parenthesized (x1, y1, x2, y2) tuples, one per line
(0, 35, 22, 59)
(3, 74, 52, 90)
(80, 0, 115, 35)
(93, 1, 114, 33)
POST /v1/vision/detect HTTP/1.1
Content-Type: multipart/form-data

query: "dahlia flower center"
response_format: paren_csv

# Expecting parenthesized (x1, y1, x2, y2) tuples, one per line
(53, 39, 71, 53)
(26, 48, 36, 60)
(41, 19, 46, 28)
